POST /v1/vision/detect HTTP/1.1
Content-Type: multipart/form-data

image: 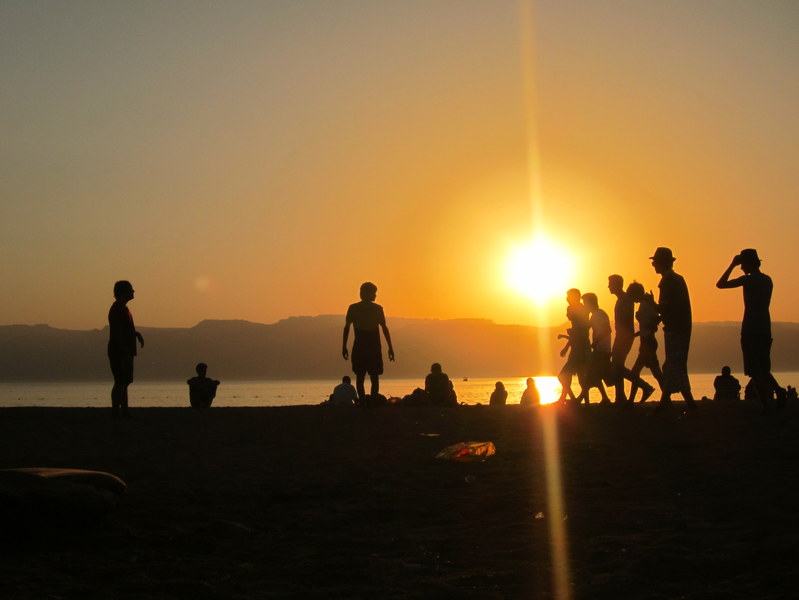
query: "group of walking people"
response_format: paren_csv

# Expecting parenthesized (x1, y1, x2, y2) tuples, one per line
(556, 246, 786, 413)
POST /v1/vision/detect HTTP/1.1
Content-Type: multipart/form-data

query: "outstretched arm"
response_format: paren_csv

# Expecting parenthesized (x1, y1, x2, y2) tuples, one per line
(717, 255, 743, 289)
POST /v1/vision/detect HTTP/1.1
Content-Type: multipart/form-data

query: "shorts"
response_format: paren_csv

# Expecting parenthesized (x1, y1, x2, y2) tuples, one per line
(562, 338, 590, 375)
(352, 329, 383, 376)
(109, 354, 134, 384)
(662, 330, 691, 394)
(586, 350, 613, 387)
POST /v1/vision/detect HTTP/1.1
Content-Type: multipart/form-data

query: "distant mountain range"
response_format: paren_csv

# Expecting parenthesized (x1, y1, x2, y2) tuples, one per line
(2, 316, 799, 382)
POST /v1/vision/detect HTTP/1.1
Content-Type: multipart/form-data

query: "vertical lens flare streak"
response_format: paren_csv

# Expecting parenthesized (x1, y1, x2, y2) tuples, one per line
(539, 406, 572, 599)
(518, 1, 573, 597)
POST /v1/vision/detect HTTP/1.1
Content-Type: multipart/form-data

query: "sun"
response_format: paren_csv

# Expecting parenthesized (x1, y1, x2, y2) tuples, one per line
(505, 234, 576, 306)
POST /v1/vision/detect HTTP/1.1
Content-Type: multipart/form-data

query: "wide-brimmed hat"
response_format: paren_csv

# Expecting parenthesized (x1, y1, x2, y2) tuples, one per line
(649, 247, 675, 262)
(739, 248, 761, 263)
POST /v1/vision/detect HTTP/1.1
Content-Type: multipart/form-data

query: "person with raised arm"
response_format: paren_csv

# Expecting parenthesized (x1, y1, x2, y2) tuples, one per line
(716, 249, 787, 412)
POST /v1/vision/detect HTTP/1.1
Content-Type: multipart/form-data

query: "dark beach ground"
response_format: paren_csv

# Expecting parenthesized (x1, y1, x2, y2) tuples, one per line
(1, 401, 798, 599)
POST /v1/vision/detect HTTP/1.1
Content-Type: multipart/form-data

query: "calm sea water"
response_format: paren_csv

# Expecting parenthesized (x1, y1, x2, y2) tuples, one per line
(2, 372, 797, 408)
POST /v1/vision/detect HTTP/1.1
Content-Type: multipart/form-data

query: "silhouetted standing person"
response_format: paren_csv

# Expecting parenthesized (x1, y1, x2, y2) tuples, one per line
(716, 249, 787, 412)
(342, 282, 395, 406)
(627, 282, 663, 402)
(557, 288, 590, 403)
(108, 280, 143, 418)
(650, 248, 696, 411)
(609, 274, 656, 404)
(578, 292, 612, 405)
(608, 274, 633, 403)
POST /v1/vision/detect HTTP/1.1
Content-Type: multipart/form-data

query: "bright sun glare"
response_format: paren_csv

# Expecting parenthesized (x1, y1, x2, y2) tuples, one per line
(505, 235, 575, 306)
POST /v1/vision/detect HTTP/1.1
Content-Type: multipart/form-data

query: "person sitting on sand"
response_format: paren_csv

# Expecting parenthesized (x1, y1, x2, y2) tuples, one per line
(713, 366, 741, 402)
(425, 363, 457, 406)
(520, 377, 540, 406)
(787, 386, 798, 406)
(187, 363, 220, 408)
(489, 381, 508, 406)
(329, 375, 358, 406)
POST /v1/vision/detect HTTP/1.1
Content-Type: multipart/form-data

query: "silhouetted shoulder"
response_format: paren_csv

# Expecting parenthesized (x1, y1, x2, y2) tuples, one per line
(346, 301, 385, 330)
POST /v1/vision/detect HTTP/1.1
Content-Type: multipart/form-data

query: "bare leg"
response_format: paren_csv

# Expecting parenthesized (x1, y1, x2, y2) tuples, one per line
(111, 381, 129, 417)
(370, 374, 380, 398)
(628, 356, 645, 402)
(598, 382, 611, 404)
(558, 371, 576, 402)
(355, 373, 367, 406)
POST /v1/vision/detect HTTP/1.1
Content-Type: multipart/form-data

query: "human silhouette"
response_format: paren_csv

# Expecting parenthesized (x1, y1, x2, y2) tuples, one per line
(328, 375, 359, 406)
(557, 288, 590, 403)
(626, 282, 663, 402)
(608, 274, 656, 404)
(577, 293, 612, 405)
(520, 377, 540, 406)
(425, 363, 457, 406)
(650, 247, 697, 411)
(716, 249, 787, 412)
(187, 362, 220, 408)
(342, 282, 395, 407)
(712, 366, 741, 403)
(489, 381, 508, 406)
(107, 280, 144, 418)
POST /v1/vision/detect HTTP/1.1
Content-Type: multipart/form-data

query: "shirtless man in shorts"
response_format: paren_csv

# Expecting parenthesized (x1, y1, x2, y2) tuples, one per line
(342, 282, 395, 406)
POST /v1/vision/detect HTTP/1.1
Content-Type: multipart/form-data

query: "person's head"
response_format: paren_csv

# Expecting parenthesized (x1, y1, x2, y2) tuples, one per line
(581, 292, 599, 310)
(650, 247, 675, 275)
(738, 248, 761, 274)
(359, 281, 377, 301)
(342, 375, 351, 384)
(113, 280, 134, 302)
(566, 288, 582, 305)
(495, 381, 505, 391)
(526, 377, 536, 387)
(721, 365, 731, 377)
(430, 362, 442, 374)
(608, 274, 624, 295)
(626, 281, 645, 302)
(196, 362, 208, 376)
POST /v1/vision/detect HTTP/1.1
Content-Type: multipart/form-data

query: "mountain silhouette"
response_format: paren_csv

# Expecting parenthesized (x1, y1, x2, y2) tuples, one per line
(1, 317, 798, 381)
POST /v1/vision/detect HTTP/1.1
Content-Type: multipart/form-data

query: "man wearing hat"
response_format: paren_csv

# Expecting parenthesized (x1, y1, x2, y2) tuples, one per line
(716, 249, 787, 412)
(650, 247, 697, 411)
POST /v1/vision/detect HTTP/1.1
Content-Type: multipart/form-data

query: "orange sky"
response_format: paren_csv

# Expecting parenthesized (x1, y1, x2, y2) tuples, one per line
(2, 1, 798, 330)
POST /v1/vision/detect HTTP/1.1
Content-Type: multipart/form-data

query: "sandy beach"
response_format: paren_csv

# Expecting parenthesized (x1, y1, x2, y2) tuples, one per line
(2, 401, 798, 599)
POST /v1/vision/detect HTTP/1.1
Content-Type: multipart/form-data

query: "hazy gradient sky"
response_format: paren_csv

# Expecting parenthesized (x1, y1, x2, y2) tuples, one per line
(2, 1, 798, 330)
